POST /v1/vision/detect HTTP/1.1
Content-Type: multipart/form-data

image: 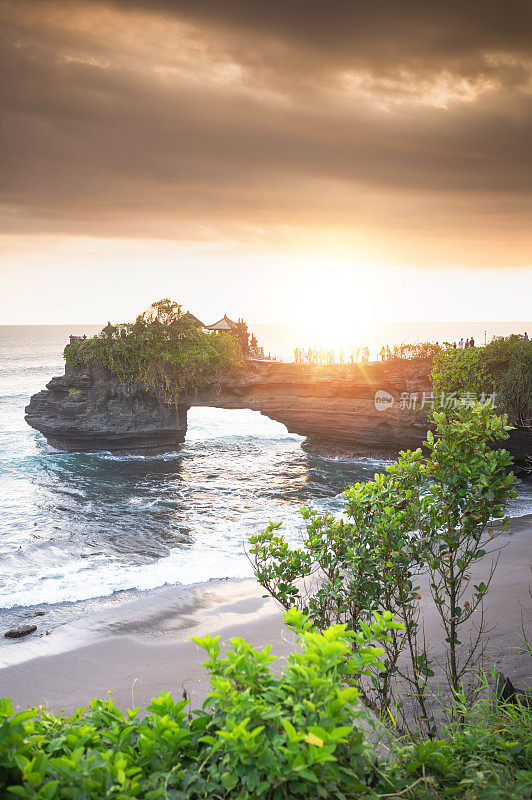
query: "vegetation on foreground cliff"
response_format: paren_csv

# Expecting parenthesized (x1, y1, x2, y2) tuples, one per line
(431, 335, 532, 427)
(64, 299, 243, 402)
(1, 612, 531, 799)
(251, 403, 519, 731)
(2, 403, 531, 799)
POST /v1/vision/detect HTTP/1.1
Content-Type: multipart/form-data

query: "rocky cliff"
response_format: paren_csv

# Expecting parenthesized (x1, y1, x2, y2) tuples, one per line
(26, 359, 432, 458)
(191, 359, 433, 459)
(25, 359, 531, 470)
(25, 364, 188, 454)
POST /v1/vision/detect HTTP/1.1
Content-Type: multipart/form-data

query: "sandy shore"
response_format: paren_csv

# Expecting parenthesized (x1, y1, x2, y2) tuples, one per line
(0, 579, 295, 714)
(1, 515, 530, 716)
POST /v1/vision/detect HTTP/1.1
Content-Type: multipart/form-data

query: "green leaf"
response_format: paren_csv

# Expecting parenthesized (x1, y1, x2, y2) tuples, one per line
(221, 771, 239, 791)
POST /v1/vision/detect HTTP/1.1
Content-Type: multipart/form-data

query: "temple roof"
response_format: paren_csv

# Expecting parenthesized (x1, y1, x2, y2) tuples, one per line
(182, 311, 204, 327)
(204, 314, 238, 331)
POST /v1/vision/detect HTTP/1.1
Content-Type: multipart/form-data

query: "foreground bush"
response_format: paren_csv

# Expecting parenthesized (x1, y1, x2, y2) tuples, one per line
(1, 617, 530, 799)
(0, 611, 397, 799)
(250, 403, 516, 732)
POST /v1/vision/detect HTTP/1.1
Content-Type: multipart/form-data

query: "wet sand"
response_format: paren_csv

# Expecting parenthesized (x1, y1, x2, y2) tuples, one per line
(1, 516, 530, 716)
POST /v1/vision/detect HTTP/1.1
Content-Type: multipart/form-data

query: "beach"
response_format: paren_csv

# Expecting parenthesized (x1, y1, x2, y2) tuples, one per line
(0, 578, 292, 714)
(2, 514, 530, 716)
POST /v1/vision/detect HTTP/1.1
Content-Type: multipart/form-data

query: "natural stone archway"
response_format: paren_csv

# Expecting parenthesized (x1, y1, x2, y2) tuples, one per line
(25, 359, 432, 457)
(25, 359, 531, 468)
(188, 360, 434, 458)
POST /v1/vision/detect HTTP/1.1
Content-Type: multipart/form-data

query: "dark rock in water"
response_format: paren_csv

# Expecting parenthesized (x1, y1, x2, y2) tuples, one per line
(301, 438, 400, 461)
(4, 624, 37, 638)
(25, 364, 188, 454)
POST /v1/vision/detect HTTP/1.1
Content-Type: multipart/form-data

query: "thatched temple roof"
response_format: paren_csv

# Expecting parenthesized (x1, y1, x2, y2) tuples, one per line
(182, 311, 205, 327)
(204, 314, 238, 332)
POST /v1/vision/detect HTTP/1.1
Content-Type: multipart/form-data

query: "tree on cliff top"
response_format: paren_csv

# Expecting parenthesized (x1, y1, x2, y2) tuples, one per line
(432, 334, 532, 427)
(64, 299, 243, 402)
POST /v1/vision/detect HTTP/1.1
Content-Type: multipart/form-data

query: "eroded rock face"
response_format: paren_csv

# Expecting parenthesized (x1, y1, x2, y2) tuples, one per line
(25, 359, 531, 470)
(192, 359, 434, 459)
(193, 360, 531, 471)
(25, 364, 188, 454)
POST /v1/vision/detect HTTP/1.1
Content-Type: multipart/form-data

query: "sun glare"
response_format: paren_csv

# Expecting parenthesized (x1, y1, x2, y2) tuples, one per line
(294, 262, 374, 349)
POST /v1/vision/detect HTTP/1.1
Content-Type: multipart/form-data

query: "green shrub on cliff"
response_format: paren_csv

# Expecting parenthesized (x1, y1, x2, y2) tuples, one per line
(64, 299, 243, 402)
(432, 335, 532, 426)
(431, 347, 492, 397)
(393, 341, 443, 360)
(483, 335, 532, 427)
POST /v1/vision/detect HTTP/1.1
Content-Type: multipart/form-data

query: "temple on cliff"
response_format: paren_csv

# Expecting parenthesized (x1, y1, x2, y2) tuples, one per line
(204, 314, 262, 359)
(182, 311, 204, 327)
(204, 314, 238, 332)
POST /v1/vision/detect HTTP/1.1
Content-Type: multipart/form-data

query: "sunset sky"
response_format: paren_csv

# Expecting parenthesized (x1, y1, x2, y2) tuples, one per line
(1, 0, 531, 326)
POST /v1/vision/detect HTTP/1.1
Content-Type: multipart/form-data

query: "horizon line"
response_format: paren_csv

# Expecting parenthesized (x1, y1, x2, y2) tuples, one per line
(1, 320, 531, 328)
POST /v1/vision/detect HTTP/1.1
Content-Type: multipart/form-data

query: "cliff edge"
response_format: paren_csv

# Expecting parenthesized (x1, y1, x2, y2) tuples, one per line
(25, 358, 530, 470)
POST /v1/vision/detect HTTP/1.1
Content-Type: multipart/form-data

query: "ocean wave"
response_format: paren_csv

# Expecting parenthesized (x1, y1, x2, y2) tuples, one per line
(127, 496, 179, 510)
(0, 549, 253, 609)
(94, 451, 181, 462)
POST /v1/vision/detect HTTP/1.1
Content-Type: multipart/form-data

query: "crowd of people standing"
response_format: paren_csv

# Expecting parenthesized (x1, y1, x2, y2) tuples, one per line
(266, 332, 527, 364)
(294, 346, 371, 364)
(293, 335, 484, 365)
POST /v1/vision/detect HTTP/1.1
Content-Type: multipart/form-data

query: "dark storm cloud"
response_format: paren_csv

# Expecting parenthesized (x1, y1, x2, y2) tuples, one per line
(0, 0, 531, 261)
(112, 0, 532, 83)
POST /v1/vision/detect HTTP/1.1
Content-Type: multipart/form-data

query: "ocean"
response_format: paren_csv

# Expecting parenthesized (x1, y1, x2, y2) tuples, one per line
(1, 324, 531, 634)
